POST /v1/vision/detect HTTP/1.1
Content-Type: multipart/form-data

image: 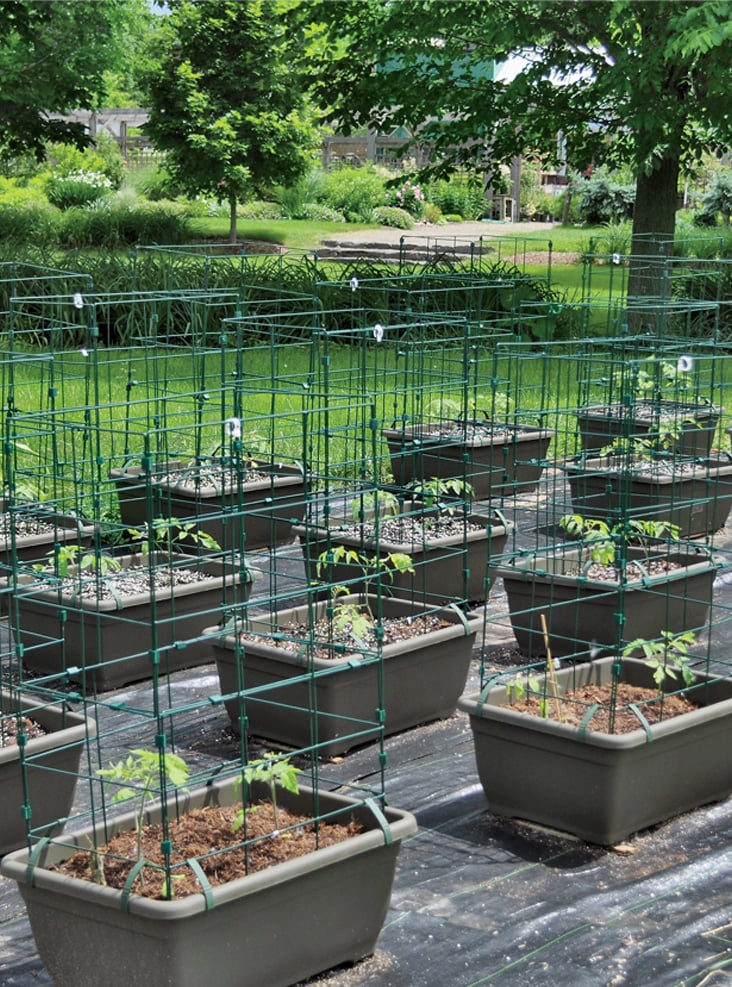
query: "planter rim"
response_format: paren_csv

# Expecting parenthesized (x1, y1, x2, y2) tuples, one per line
(458, 656, 732, 748)
(563, 455, 732, 483)
(0, 692, 96, 765)
(11, 552, 252, 613)
(578, 400, 722, 418)
(292, 511, 510, 553)
(109, 458, 305, 499)
(0, 777, 417, 919)
(209, 593, 481, 669)
(495, 546, 718, 588)
(382, 422, 555, 450)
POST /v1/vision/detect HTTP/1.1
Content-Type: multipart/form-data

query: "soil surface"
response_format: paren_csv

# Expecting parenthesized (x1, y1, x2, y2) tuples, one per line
(57, 801, 362, 899)
(510, 681, 697, 734)
(0, 715, 47, 746)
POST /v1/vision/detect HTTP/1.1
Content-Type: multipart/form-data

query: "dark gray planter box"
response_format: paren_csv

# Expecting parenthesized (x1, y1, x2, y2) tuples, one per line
(211, 594, 481, 755)
(496, 546, 718, 658)
(110, 458, 306, 551)
(0, 504, 94, 567)
(577, 401, 721, 458)
(294, 507, 511, 606)
(12, 553, 253, 691)
(382, 423, 555, 498)
(0, 692, 95, 855)
(0, 774, 417, 987)
(459, 656, 732, 844)
(564, 456, 732, 538)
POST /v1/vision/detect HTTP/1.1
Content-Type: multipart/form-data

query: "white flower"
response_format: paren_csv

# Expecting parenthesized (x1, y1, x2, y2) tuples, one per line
(677, 355, 693, 373)
(225, 417, 242, 438)
(73, 292, 84, 309)
(373, 323, 384, 342)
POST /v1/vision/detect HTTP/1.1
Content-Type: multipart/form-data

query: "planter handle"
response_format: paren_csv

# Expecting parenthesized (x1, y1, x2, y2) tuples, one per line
(577, 701, 654, 742)
(364, 797, 394, 845)
(25, 837, 51, 887)
(446, 603, 473, 636)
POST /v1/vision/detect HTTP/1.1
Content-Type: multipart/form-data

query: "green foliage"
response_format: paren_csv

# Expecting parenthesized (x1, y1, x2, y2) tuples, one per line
(127, 517, 221, 556)
(98, 748, 191, 866)
(423, 201, 444, 224)
(0, 200, 60, 246)
(621, 630, 696, 690)
(426, 174, 485, 220)
(57, 198, 192, 249)
(559, 514, 681, 567)
(141, 0, 319, 240)
(697, 170, 732, 226)
(371, 205, 414, 229)
(316, 167, 386, 223)
(577, 176, 635, 225)
(232, 753, 302, 836)
(45, 140, 124, 189)
(409, 477, 475, 508)
(383, 178, 425, 218)
(0, 1, 140, 159)
(349, 489, 400, 522)
(45, 172, 114, 210)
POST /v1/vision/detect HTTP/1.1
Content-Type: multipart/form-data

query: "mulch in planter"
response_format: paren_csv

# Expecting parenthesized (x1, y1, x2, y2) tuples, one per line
(56, 802, 363, 899)
(0, 715, 47, 746)
(509, 681, 698, 734)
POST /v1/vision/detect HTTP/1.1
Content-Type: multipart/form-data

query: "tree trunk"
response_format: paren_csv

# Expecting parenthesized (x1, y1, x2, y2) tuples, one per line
(228, 196, 238, 243)
(626, 154, 679, 332)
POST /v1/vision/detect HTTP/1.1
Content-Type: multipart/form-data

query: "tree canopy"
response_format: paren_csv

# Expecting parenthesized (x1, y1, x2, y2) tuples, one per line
(142, 0, 319, 241)
(307, 0, 732, 265)
(0, 0, 145, 159)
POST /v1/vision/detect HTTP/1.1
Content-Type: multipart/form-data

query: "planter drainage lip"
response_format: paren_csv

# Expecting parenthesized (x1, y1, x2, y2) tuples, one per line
(1, 781, 417, 919)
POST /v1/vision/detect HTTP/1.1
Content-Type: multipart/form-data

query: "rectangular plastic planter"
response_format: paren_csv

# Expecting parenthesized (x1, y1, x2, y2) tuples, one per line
(110, 459, 306, 551)
(0, 774, 417, 987)
(382, 424, 555, 498)
(0, 691, 95, 855)
(576, 401, 721, 458)
(459, 656, 732, 844)
(294, 509, 511, 606)
(563, 456, 732, 538)
(12, 553, 252, 691)
(0, 505, 94, 568)
(496, 546, 718, 658)
(211, 594, 481, 755)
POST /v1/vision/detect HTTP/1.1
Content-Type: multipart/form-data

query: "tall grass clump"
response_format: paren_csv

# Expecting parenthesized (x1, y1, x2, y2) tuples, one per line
(58, 198, 193, 249)
(0, 200, 61, 248)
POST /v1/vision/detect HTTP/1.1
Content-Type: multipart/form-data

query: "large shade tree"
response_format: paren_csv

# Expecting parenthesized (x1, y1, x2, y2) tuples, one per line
(143, 0, 319, 242)
(0, 0, 140, 159)
(307, 0, 732, 308)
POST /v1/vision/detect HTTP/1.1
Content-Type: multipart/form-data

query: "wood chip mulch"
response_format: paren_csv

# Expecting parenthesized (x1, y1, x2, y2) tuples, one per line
(511, 681, 698, 734)
(56, 801, 363, 900)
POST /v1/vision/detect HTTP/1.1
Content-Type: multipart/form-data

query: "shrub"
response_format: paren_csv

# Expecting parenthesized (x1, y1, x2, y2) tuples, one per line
(127, 164, 181, 202)
(45, 140, 124, 189)
(383, 179, 425, 218)
(427, 174, 485, 220)
(316, 167, 386, 222)
(371, 205, 414, 229)
(58, 198, 192, 248)
(238, 200, 284, 220)
(577, 175, 635, 224)
(0, 200, 61, 246)
(423, 202, 444, 224)
(45, 171, 114, 210)
(696, 170, 732, 226)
